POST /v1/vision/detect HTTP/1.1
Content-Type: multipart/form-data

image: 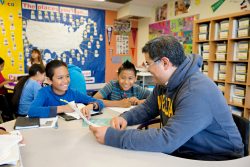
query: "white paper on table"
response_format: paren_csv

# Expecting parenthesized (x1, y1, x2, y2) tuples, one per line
(65, 101, 100, 127)
(0, 132, 22, 165)
(65, 103, 99, 119)
(107, 106, 135, 114)
(65, 111, 81, 119)
(40, 116, 58, 128)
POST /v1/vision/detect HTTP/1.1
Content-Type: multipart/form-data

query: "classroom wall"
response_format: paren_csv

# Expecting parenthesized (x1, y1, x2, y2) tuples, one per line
(136, 0, 250, 65)
(105, 10, 138, 82)
(0, 1, 138, 83)
(0, 0, 24, 78)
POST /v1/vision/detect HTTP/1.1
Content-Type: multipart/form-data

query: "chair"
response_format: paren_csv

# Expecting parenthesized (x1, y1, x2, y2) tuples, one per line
(0, 110, 3, 123)
(137, 115, 250, 156)
(137, 118, 161, 130)
(0, 94, 15, 122)
(232, 114, 250, 156)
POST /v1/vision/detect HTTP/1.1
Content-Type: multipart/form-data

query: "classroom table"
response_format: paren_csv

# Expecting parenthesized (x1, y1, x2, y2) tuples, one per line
(1, 108, 250, 167)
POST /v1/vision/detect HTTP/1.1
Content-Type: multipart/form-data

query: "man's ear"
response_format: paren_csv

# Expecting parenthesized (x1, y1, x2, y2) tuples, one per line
(161, 57, 171, 70)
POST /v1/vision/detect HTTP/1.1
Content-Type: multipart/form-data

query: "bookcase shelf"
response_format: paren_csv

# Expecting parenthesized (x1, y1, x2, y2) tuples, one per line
(193, 11, 250, 120)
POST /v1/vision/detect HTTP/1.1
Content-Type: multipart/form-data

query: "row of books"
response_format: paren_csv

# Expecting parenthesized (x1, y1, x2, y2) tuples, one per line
(198, 17, 249, 40)
(200, 41, 249, 61)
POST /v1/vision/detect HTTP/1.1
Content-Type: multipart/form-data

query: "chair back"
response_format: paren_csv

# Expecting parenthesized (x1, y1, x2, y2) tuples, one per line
(0, 94, 15, 122)
(137, 118, 161, 130)
(232, 114, 250, 156)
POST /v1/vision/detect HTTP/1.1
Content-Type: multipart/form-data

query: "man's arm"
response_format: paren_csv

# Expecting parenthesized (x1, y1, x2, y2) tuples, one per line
(105, 92, 213, 153)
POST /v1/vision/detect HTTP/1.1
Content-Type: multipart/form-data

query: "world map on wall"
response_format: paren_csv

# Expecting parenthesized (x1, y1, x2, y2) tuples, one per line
(22, 1, 105, 83)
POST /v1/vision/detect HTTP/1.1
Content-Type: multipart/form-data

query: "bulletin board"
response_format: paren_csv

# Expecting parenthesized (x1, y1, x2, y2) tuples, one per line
(149, 15, 196, 55)
(0, 0, 24, 77)
(21, 0, 106, 83)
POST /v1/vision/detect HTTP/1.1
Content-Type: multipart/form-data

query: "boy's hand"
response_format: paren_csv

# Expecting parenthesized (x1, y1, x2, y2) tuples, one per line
(119, 99, 131, 108)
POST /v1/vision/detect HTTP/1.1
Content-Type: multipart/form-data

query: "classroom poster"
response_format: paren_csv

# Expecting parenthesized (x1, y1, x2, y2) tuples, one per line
(149, 16, 195, 55)
(0, 0, 24, 77)
(21, 0, 106, 83)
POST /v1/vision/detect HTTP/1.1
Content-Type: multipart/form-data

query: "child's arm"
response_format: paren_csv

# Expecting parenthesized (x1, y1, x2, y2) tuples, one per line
(94, 92, 131, 107)
(0, 80, 12, 88)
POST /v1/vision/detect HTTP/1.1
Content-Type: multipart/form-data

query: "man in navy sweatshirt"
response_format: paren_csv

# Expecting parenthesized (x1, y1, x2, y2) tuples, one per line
(90, 35, 244, 160)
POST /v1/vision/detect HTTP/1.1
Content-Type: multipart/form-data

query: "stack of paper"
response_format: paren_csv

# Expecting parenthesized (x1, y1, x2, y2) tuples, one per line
(107, 106, 135, 114)
(40, 116, 58, 128)
(60, 100, 100, 127)
(64, 103, 101, 119)
(0, 131, 23, 166)
(14, 117, 58, 130)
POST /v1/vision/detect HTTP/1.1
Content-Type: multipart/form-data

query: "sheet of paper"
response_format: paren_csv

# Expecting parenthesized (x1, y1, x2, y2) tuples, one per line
(107, 106, 135, 114)
(65, 103, 99, 119)
(60, 99, 100, 127)
(82, 118, 111, 127)
(65, 111, 81, 119)
(40, 117, 58, 128)
(0, 132, 22, 165)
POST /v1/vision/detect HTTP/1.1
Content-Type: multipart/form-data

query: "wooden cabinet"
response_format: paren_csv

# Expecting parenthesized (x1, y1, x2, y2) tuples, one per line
(193, 11, 250, 120)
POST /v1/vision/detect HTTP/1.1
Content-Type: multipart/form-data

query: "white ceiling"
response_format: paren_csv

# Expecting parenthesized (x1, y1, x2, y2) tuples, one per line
(31, 0, 167, 11)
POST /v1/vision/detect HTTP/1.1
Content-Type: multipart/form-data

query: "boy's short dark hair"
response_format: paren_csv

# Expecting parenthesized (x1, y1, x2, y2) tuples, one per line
(118, 60, 137, 76)
(46, 60, 67, 80)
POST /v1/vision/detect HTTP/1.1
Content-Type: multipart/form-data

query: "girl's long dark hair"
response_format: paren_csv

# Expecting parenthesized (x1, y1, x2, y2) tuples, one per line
(31, 48, 45, 68)
(12, 64, 45, 113)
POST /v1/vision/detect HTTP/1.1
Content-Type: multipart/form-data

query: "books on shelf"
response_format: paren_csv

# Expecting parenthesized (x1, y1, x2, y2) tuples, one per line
(235, 41, 249, 60)
(217, 83, 225, 92)
(230, 85, 246, 106)
(216, 43, 227, 60)
(194, 11, 250, 120)
(218, 20, 229, 39)
(229, 106, 243, 116)
(237, 17, 249, 37)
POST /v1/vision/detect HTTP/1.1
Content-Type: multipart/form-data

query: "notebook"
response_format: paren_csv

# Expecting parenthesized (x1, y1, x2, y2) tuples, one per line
(14, 117, 40, 130)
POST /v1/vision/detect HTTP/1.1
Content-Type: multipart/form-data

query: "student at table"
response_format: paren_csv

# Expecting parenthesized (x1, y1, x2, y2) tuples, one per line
(89, 36, 244, 160)
(0, 57, 13, 94)
(12, 64, 46, 117)
(94, 60, 151, 108)
(28, 60, 104, 118)
(68, 64, 86, 94)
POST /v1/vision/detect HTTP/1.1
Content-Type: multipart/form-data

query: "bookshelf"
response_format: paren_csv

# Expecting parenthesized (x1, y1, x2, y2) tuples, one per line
(193, 11, 250, 120)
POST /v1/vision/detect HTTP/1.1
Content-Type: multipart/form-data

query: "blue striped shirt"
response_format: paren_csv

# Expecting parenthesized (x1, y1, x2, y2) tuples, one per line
(99, 80, 151, 100)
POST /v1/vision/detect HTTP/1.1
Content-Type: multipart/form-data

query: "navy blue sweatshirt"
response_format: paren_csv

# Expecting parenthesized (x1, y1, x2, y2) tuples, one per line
(105, 54, 244, 160)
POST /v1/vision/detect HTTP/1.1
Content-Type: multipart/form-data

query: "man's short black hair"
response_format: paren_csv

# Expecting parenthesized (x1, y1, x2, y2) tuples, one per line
(142, 35, 186, 67)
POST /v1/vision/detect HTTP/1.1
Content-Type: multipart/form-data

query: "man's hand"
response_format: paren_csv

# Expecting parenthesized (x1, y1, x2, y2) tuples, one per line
(89, 126, 108, 144)
(110, 117, 127, 130)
